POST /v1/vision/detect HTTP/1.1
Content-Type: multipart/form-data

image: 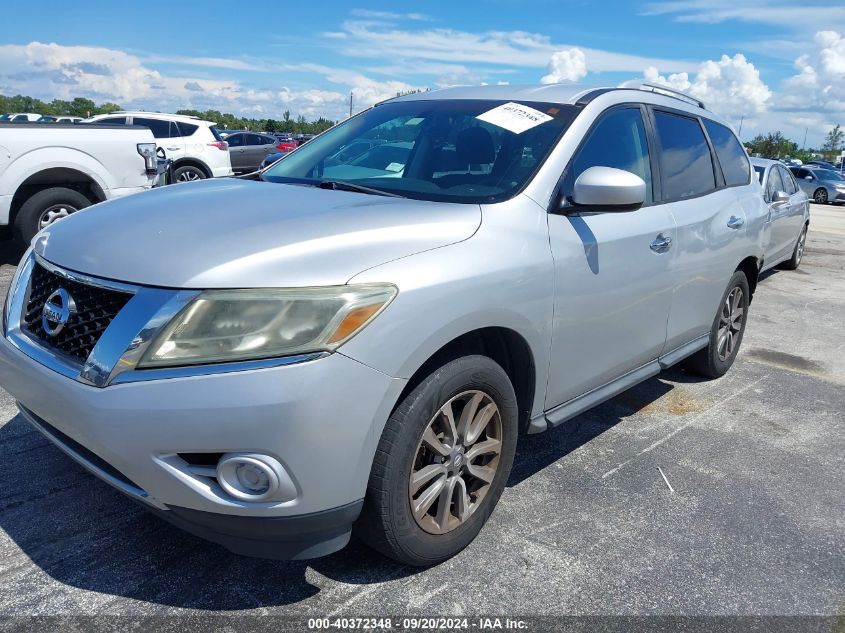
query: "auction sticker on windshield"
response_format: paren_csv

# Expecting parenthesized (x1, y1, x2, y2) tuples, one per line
(476, 102, 553, 134)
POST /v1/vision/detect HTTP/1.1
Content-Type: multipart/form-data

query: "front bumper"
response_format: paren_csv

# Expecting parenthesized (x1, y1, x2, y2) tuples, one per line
(0, 332, 405, 558)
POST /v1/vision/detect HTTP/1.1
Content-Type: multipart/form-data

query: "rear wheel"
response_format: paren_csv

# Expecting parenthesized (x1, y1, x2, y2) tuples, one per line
(813, 188, 828, 204)
(355, 355, 518, 566)
(682, 270, 750, 378)
(174, 165, 206, 182)
(13, 187, 91, 246)
(780, 223, 808, 270)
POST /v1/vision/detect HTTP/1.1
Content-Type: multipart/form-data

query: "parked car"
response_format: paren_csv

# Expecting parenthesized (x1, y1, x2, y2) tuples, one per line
(223, 132, 288, 173)
(259, 151, 289, 170)
(271, 133, 298, 152)
(0, 113, 42, 122)
(789, 166, 845, 205)
(0, 83, 769, 566)
(803, 160, 838, 171)
(751, 158, 810, 271)
(0, 120, 159, 244)
(84, 112, 233, 182)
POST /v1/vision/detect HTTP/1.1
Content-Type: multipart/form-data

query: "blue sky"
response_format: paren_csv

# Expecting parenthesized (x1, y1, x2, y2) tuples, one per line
(1, 0, 843, 146)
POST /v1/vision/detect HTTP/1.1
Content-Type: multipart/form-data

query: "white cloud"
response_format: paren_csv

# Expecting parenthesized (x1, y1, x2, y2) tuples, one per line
(334, 20, 694, 74)
(641, 53, 771, 116)
(643, 1, 845, 33)
(779, 31, 845, 116)
(541, 48, 587, 84)
(0, 41, 423, 121)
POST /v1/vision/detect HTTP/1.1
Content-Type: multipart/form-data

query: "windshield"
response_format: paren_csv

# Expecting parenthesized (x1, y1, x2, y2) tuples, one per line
(262, 99, 578, 203)
(816, 169, 845, 181)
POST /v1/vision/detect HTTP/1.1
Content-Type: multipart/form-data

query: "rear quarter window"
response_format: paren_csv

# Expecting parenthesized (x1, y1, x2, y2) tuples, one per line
(653, 111, 716, 200)
(176, 122, 199, 137)
(703, 119, 750, 187)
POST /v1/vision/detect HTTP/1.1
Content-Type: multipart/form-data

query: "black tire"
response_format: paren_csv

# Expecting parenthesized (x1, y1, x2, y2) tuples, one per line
(173, 165, 206, 183)
(780, 223, 808, 270)
(13, 187, 91, 246)
(355, 355, 518, 566)
(813, 188, 828, 204)
(682, 270, 751, 378)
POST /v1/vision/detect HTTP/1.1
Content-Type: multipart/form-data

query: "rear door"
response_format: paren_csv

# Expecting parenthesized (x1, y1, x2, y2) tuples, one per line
(251, 134, 278, 170)
(546, 105, 676, 407)
(133, 117, 185, 163)
(656, 110, 750, 352)
(775, 165, 807, 256)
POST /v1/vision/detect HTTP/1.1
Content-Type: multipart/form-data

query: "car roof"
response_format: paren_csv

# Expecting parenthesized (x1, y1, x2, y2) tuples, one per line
(91, 111, 215, 125)
(750, 158, 782, 169)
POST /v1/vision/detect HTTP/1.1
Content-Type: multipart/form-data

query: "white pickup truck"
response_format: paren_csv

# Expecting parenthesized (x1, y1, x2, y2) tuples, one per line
(0, 122, 160, 244)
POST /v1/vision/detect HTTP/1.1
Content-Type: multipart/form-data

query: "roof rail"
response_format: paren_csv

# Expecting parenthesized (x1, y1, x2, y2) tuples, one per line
(575, 83, 706, 110)
(636, 82, 706, 110)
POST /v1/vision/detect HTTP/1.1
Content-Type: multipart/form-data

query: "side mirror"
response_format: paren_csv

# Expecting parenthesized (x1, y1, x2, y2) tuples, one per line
(568, 166, 646, 212)
(772, 190, 789, 205)
(804, 175, 813, 181)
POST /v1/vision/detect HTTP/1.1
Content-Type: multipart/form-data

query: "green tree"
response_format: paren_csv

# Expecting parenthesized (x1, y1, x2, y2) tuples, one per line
(821, 124, 843, 160)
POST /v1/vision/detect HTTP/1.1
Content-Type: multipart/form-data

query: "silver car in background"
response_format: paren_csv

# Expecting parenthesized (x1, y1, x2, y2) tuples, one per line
(789, 166, 845, 205)
(1, 83, 769, 566)
(751, 158, 810, 271)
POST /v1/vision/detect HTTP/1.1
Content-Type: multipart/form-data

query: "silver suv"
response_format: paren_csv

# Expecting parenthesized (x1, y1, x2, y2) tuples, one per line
(1, 83, 771, 566)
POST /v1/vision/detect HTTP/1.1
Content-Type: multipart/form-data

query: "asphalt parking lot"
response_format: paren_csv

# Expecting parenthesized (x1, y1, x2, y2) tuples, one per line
(0, 204, 842, 619)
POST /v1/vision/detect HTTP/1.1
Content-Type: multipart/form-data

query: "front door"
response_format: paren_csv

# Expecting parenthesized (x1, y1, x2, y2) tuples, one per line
(546, 105, 675, 408)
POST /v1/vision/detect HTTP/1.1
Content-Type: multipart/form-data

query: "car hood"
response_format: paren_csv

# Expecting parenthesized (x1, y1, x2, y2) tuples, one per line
(34, 179, 481, 288)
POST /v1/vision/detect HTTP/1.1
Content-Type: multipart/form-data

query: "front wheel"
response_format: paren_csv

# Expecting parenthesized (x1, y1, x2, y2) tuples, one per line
(682, 270, 751, 378)
(813, 188, 828, 204)
(355, 355, 518, 566)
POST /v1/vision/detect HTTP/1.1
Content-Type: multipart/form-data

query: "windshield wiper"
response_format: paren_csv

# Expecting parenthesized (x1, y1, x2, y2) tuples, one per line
(317, 180, 405, 198)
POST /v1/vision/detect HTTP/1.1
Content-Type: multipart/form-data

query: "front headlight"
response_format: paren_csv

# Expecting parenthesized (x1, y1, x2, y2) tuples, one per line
(138, 284, 397, 368)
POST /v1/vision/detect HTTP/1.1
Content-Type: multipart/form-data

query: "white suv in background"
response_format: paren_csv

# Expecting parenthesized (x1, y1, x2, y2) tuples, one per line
(85, 112, 233, 182)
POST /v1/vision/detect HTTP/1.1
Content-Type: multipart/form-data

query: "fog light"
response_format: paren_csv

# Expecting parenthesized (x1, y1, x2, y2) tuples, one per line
(216, 453, 283, 502)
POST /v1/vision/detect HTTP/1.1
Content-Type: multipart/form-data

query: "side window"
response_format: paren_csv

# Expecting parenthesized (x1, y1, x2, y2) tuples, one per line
(176, 122, 198, 137)
(653, 111, 716, 200)
(703, 119, 750, 186)
(569, 107, 653, 204)
(133, 117, 171, 139)
(97, 117, 127, 125)
(226, 133, 244, 147)
(779, 166, 798, 194)
(244, 134, 264, 146)
(765, 165, 783, 202)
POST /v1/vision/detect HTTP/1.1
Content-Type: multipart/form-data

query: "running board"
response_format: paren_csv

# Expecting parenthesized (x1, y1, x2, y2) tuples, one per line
(529, 335, 709, 434)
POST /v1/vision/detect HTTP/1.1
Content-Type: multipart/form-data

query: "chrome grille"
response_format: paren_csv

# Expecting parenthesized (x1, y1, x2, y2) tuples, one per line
(22, 263, 133, 362)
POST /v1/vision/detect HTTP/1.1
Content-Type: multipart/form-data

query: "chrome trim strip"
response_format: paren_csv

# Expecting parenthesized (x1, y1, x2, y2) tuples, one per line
(110, 352, 328, 384)
(34, 253, 140, 294)
(81, 289, 199, 387)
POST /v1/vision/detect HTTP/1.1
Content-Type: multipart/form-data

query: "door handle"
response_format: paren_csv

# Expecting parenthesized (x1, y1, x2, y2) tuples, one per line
(727, 215, 745, 229)
(650, 233, 672, 253)
(165, 146, 180, 151)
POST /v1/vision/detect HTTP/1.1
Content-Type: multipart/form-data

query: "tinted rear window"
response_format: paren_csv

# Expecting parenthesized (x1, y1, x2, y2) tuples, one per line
(134, 117, 174, 139)
(653, 111, 716, 200)
(177, 122, 199, 136)
(210, 126, 224, 142)
(703, 119, 750, 187)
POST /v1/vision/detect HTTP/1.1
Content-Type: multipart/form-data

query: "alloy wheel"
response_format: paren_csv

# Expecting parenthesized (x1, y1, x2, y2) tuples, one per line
(38, 204, 76, 230)
(717, 286, 744, 361)
(409, 390, 503, 535)
(814, 189, 828, 204)
(177, 170, 202, 182)
(796, 226, 807, 263)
